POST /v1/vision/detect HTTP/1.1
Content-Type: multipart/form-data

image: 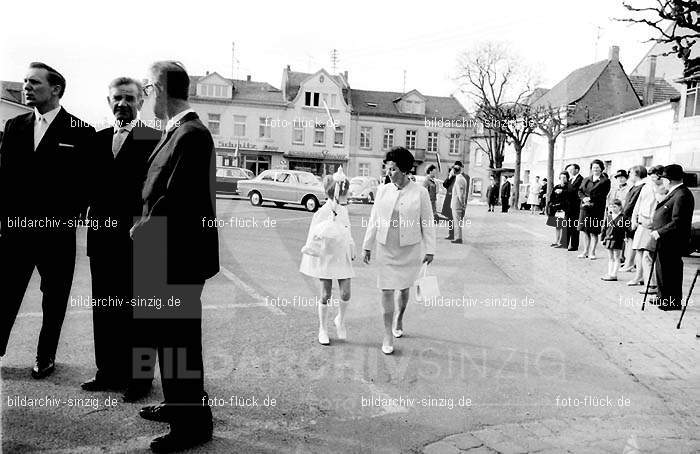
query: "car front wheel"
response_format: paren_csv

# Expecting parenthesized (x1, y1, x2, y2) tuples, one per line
(303, 196, 319, 212)
(250, 191, 263, 206)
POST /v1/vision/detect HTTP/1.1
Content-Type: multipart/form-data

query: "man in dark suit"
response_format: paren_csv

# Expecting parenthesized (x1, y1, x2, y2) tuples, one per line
(0, 62, 95, 378)
(500, 175, 511, 213)
(442, 161, 462, 240)
(81, 77, 161, 400)
(566, 163, 583, 251)
(130, 61, 219, 453)
(650, 164, 694, 311)
(620, 165, 647, 273)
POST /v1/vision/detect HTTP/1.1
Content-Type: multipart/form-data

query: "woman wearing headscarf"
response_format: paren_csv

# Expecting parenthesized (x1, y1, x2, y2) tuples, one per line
(577, 159, 611, 260)
(363, 147, 436, 354)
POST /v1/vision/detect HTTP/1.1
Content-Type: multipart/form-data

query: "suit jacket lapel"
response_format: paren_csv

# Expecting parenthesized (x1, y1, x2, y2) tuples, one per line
(147, 128, 175, 165)
(35, 107, 68, 154)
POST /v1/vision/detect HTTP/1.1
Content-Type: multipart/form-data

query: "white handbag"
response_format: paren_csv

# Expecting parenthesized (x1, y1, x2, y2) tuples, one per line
(414, 263, 440, 303)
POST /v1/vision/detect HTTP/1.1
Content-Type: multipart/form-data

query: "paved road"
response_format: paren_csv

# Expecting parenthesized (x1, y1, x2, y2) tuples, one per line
(1, 198, 698, 453)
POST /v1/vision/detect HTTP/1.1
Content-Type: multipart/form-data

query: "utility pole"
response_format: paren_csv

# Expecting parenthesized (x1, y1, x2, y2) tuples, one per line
(330, 49, 339, 73)
(594, 26, 602, 61)
(232, 42, 235, 79)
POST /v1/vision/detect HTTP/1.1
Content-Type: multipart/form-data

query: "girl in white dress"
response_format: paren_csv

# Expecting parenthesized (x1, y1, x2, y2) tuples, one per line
(300, 167, 355, 345)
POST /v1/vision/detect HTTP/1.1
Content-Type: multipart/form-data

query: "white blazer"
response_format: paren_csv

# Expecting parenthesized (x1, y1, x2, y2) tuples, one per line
(362, 181, 436, 254)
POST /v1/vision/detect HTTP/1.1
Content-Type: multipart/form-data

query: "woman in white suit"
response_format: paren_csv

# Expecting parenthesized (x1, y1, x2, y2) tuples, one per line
(363, 147, 436, 354)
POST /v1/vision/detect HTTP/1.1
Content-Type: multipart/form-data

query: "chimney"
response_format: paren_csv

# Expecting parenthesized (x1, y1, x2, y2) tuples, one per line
(608, 45, 620, 62)
(644, 56, 657, 106)
(246, 75, 251, 82)
(205, 70, 210, 76)
(286, 64, 291, 71)
(343, 70, 349, 83)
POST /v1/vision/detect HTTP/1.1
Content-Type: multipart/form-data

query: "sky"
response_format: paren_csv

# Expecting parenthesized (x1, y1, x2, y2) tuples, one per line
(0, 0, 664, 124)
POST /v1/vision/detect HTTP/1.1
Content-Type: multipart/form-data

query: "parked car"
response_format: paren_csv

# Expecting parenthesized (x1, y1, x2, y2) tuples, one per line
(348, 176, 379, 204)
(689, 187, 700, 254)
(237, 169, 327, 212)
(215, 167, 250, 194)
(413, 175, 446, 210)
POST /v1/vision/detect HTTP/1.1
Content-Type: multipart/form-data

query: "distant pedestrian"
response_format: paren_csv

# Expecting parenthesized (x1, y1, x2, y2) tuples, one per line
(566, 163, 584, 251)
(450, 163, 469, 244)
(423, 164, 438, 220)
(650, 164, 694, 311)
(500, 176, 511, 213)
(527, 177, 540, 214)
(362, 147, 435, 355)
(538, 178, 548, 214)
(300, 167, 354, 345)
(486, 175, 498, 212)
(601, 199, 626, 281)
(577, 159, 611, 260)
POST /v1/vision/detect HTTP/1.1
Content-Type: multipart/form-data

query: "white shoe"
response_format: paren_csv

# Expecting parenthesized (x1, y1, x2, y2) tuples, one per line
(334, 314, 347, 340)
(392, 328, 403, 338)
(381, 344, 394, 355)
(318, 330, 330, 345)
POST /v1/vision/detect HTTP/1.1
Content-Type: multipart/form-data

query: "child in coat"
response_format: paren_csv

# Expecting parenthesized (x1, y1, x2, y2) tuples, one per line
(601, 199, 626, 281)
(300, 167, 355, 345)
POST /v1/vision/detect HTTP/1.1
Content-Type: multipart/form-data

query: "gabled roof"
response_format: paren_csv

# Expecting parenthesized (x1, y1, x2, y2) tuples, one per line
(395, 89, 427, 102)
(189, 75, 284, 105)
(532, 60, 609, 108)
(284, 69, 349, 103)
(351, 89, 467, 120)
(524, 87, 550, 106)
(629, 76, 681, 104)
(1, 81, 23, 104)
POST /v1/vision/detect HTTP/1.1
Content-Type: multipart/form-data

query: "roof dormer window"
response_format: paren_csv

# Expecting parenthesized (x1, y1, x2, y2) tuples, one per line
(199, 83, 230, 98)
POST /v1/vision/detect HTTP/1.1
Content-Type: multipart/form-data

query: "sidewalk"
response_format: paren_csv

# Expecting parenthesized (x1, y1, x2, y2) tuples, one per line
(423, 207, 700, 454)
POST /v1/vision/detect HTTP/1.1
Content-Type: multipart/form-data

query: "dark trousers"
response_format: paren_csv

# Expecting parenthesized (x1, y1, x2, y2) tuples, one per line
(500, 198, 509, 212)
(655, 245, 684, 307)
(0, 232, 76, 358)
(89, 254, 137, 383)
(567, 210, 580, 250)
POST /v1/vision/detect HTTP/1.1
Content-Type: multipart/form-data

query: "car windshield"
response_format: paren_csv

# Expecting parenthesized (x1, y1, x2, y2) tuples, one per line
(297, 173, 318, 185)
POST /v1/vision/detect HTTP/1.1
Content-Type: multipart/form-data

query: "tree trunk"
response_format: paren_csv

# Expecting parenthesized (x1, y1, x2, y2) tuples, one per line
(547, 137, 555, 198)
(512, 142, 522, 209)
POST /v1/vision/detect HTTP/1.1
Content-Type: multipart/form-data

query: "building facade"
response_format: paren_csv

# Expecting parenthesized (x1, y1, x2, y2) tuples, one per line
(1, 81, 32, 139)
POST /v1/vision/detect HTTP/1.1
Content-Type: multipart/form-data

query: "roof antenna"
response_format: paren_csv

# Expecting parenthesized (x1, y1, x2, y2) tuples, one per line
(402, 69, 406, 94)
(330, 49, 339, 73)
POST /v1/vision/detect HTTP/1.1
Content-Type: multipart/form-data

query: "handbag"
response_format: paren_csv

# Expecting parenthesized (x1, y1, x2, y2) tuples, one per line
(414, 263, 440, 303)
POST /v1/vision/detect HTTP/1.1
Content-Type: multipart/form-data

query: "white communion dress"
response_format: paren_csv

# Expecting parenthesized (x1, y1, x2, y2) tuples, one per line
(299, 201, 355, 279)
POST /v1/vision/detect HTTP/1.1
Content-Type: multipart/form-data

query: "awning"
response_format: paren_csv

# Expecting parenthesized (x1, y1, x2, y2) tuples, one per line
(284, 150, 348, 161)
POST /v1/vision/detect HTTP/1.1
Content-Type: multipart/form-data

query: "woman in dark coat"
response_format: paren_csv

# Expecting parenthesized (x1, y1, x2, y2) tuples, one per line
(577, 159, 611, 260)
(441, 165, 458, 238)
(485, 175, 498, 212)
(546, 171, 573, 247)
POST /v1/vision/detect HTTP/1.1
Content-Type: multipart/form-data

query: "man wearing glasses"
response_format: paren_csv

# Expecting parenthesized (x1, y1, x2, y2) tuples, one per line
(130, 61, 219, 453)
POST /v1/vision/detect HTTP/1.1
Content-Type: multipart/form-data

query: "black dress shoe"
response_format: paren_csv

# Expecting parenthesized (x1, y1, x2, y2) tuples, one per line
(567, 248, 577, 252)
(658, 304, 682, 311)
(31, 358, 55, 379)
(140, 403, 171, 423)
(150, 422, 213, 453)
(123, 382, 152, 403)
(451, 239, 463, 244)
(444, 236, 454, 240)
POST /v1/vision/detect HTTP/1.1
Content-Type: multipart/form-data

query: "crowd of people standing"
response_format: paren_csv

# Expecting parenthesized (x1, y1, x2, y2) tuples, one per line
(544, 160, 695, 311)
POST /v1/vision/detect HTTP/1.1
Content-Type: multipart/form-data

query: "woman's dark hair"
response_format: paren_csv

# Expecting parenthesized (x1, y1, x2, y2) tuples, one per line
(426, 164, 436, 174)
(559, 171, 570, 181)
(648, 165, 664, 176)
(590, 159, 605, 171)
(383, 147, 414, 173)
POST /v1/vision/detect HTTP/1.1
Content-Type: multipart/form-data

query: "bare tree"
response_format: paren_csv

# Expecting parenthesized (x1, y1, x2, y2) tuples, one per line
(618, 0, 700, 74)
(533, 105, 568, 196)
(456, 42, 539, 206)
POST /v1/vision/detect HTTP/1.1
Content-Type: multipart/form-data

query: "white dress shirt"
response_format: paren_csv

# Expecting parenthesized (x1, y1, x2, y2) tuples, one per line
(33, 106, 61, 150)
(165, 108, 195, 132)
